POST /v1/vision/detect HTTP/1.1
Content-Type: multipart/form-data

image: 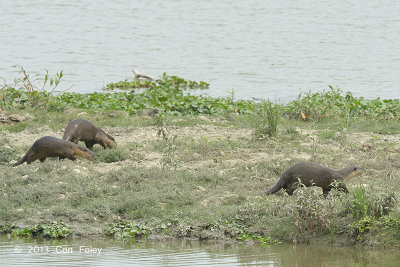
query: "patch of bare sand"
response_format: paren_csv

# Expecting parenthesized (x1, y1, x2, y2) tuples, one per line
(106, 125, 252, 146)
(93, 125, 253, 173)
(7, 123, 398, 175)
(91, 153, 162, 174)
(347, 132, 400, 145)
(2, 126, 64, 147)
(5, 124, 253, 173)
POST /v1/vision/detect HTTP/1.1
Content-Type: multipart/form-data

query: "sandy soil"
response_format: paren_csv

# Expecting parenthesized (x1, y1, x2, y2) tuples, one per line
(5, 119, 399, 176)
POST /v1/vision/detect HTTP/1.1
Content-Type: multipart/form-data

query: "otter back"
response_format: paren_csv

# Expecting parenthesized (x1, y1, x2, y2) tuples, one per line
(63, 118, 117, 150)
(264, 162, 363, 196)
(13, 136, 95, 166)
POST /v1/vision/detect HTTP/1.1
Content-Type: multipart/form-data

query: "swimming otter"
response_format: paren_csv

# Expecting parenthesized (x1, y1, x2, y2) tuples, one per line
(62, 118, 117, 150)
(264, 162, 363, 195)
(13, 136, 95, 166)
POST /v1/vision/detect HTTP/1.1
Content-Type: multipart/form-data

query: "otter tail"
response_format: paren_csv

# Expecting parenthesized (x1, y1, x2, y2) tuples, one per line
(264, 179, 285, 195)
(13, 152, 29, 167)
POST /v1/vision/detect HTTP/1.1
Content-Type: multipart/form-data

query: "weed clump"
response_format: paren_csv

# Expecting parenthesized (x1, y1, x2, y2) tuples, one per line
(4, 122, 27, 133)
(289, 186, 346, 242)
(0, 66, 63, 110)
(350, 184, 397, 239)
(1, 221, 70, 238)
(252, 100, 280, 139)
(154, 113, 180, 169)
(108, 221, 152, 238)
(351, 185, 396, 220)
(95, 148, 129, 163)
(284, 86, 400, 121)
(0, 138, 17, 163)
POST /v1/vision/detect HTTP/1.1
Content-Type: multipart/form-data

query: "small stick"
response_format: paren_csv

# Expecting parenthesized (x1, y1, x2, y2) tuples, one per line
(132, 69, 155, 81)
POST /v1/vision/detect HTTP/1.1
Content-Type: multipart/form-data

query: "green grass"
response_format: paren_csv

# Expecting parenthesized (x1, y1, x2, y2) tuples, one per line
(0, 112, 399, 245)
(2, 71, 400, 245)
(4, 122, 27, 133)
(252, 100, 280, 139)
(3, 69, 400, 120)
(1, 111, 400, 247)
(94, 147, 130, 163)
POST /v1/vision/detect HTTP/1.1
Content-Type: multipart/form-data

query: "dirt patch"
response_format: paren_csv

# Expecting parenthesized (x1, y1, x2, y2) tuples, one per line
(7, 123, 385, 173)
(6, 124, 256, 171)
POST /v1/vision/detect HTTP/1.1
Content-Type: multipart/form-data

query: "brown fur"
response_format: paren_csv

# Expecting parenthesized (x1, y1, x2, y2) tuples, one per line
(264, 162, 363, 196)
(63, 118, 117, 150)
(13, 136, 95, 166)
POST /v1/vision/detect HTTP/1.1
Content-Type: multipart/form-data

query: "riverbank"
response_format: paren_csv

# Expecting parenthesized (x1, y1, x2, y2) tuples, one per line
(1, 107, 400, 247)
(1, 73, 400, 247)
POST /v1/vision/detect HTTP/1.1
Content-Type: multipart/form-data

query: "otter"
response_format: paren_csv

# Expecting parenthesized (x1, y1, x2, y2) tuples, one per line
(13, 136, 95, 166)
(62, 118, 117, 150)
(264, 162, 363, 196)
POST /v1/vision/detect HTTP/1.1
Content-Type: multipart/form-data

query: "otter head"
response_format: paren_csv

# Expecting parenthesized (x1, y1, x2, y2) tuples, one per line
(105, 133, 117, 149)
(78, 146, 95, 161)
(341, 166, 364, 181)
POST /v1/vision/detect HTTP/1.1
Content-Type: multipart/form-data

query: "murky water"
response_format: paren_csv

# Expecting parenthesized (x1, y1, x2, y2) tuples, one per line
(1, 236, 399, 266)
(0, 1, 399, 102)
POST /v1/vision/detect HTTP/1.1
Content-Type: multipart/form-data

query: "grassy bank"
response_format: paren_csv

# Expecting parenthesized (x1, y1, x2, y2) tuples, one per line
(1, 71, 400, 247)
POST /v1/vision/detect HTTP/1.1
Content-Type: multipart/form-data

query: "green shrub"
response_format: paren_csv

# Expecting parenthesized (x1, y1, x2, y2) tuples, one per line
(4, 122, 27, 133)
(284, 87, 400, 121)
(95, 148, 129, 163)
(0, 138, 16, 163)
(351, 184, 396, 220)
(108, 221, 152, 238)
(253, 100, 280, 139)
(11, 221, 70, 238)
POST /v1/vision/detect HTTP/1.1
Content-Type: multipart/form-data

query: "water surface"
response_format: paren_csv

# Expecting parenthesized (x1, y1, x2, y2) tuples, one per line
(1, 236, 399, 266)
(1, 1, 399, 102)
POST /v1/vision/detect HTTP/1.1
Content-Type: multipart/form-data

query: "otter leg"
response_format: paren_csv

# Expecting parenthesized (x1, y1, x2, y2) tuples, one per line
(284, 188, 295, 195)
(322, 187, 331, 196)
(95, 138, 108, 149)
(59, 156, 66, 160)
(93, 133, 108, 149)
(61, 148, 76, 161)
(284, 181, 298, 195)
(39, 157, 47, 163)
(85, 140, 96, 150)
(27, 153, 39, 164)
(338, 183, 349, 193)
(70, 137, 79, 144)
(67, 155, 77, 161)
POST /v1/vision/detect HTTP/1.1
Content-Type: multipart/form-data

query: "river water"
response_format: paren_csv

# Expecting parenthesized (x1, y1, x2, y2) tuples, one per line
(1, 236, 399, 266)
(0, 1, 399, 102)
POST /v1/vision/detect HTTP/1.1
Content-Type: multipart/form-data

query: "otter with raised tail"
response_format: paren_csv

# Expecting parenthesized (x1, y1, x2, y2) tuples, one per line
(63, 118, 117, 150)
(264, 162, 363, 195)
(13, 136, 95, 166)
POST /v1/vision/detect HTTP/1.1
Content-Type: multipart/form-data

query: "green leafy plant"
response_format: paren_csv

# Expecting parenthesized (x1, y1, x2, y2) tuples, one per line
(351, 185, 376, 220)
(159, 141, 180, 169)
(104, 79, 155, 90)
(4, 122, 27, 133)
(350, 185, 397, 240)
(104, 73, 209, 91)
(154, 113, 180, 169)
(95, 148, 129, 163)
(253, 100, 280, 139)
(108, 221, 152, 238)
(284, 87, 400, 121)
(11, 221, 70, 238)
(0, 138, 16, 162)
(0, 66, 63, 110)
(236, 232, 278, 244)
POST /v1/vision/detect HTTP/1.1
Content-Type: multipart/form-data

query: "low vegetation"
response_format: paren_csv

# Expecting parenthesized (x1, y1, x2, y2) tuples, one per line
(1, 221, 70, 238)
(1, 69, 400, 247)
